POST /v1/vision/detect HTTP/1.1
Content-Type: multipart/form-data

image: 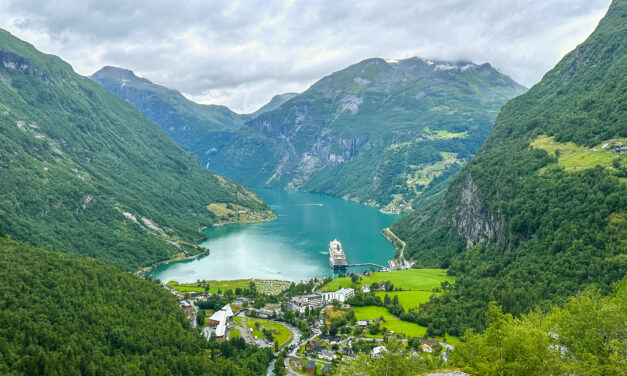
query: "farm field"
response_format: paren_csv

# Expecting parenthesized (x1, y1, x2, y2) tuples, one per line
(323, 269, 453, 292)
(352, 306, 427, 337)
(235, 316, 292, 347)
(375, 290, 435, 309)
(352, 306, 459, 343)
(531, 135, 626, 172)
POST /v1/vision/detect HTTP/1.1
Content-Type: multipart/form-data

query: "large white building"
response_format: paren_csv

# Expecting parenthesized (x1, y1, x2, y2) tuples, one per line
(321, 287, 355, 303)
(207, 304, 234, 339)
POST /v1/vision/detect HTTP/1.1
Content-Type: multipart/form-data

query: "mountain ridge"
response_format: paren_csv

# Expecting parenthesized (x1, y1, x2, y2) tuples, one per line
(0, 29, 272, 270)
(95, 56, 526, 211)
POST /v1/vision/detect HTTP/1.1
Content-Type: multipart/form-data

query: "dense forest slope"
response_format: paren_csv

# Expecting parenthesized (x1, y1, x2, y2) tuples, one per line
(0, 236, 272, 375)
(391, 0, 626, 335)
(95, 58, 525, 212)
(0, 30, 271, 270)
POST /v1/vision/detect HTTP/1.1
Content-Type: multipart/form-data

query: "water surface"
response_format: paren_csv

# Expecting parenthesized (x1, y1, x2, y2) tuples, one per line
(150, 189, 401, 282)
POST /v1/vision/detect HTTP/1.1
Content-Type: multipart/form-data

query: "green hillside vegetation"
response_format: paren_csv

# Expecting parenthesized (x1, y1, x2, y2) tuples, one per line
(0, 29, 271, 269)
(391, 0, 626, 336)
(91, 66, 249, 166)
(0, 237, 273, 375)
(453, 278, 626, 375)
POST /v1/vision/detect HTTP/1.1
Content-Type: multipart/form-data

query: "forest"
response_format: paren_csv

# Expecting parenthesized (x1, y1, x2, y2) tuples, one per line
(0, 236, 273, 375)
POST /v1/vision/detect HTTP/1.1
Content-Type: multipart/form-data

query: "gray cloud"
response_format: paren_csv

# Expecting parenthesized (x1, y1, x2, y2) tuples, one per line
(0, 0, 610, 112)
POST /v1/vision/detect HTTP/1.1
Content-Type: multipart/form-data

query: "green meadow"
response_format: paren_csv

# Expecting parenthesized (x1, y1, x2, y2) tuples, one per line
(323, 269, 453, 292)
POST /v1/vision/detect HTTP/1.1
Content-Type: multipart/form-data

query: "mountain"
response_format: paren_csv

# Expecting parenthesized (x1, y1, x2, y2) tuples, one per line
(94, 58, 525, 212)
(91, 66, 250, 168)
(391, 0, 626, 335)
(0, 236, 273, 375)
(202, 58, 527, 211)
(0, 29, 272, 270)
(249, 92, 298, 118)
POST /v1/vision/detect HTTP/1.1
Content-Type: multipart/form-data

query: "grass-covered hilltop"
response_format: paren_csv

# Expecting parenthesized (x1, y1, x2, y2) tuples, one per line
(391, 0, 626, 336)
(94, 56, 526, 213)
(0, 29, 272, 270)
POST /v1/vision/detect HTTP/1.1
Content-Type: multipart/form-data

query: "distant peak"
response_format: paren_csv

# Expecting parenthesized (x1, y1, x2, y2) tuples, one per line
(91, 66, 141, 81)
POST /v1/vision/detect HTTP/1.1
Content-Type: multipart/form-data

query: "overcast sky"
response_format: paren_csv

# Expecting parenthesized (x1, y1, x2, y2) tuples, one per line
(0, 0, 611, 113)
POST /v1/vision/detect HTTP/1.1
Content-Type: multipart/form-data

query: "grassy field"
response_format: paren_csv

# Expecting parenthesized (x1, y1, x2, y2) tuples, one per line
(167, 279, 290, 295)
(168, 279, 251, 294)
(229, 328, 241, 339)
(352, 306, 459, 343)
(352, 306, 427, 337)
(235, 317, 292, 347)
(322, 269, 453, 292)
(375, 290, 435, 309)
(531, 135, 626, 173)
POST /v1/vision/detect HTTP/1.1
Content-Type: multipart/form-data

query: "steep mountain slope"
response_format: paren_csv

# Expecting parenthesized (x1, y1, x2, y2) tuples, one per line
(391, 0, 626, 335)
(0, 236, 273, 375)
(206, 58, 526, 211)
(0, 30, 272, 269)
(249, 92, 298, 118)
(91, 66, 249, 169)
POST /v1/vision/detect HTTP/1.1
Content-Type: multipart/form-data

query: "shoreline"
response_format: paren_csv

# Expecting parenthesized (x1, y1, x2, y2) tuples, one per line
(138, 213, 277, 276)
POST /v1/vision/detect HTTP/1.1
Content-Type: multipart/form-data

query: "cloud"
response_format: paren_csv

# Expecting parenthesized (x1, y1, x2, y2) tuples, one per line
(0, 0, 610, 112)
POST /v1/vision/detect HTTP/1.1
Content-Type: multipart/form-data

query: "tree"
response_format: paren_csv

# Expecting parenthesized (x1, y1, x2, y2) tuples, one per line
(274, 340, 279, 352)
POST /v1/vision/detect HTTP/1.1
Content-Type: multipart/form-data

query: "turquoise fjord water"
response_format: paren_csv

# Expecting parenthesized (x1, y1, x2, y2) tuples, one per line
(149, 189, 401, 282)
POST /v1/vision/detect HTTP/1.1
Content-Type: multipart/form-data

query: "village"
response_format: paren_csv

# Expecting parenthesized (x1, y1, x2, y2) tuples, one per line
(163, 267, 457, 375)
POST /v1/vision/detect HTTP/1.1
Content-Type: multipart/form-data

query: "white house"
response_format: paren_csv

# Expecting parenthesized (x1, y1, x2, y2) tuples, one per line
(371, 345, 387, 359)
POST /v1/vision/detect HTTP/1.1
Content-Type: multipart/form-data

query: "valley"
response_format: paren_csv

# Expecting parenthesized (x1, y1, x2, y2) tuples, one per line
(93, 58, 526, 213)
(0, 1, 625, 375)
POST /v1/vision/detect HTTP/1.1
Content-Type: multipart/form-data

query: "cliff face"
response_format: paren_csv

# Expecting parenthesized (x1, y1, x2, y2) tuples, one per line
(451, 174, 503, 248)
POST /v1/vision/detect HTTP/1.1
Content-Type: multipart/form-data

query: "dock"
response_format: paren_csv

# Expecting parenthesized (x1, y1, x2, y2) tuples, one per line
(329, 239, 347, 269)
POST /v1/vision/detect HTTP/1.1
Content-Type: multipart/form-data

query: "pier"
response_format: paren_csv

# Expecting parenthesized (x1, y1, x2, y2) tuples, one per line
(346, 262, 388, 270)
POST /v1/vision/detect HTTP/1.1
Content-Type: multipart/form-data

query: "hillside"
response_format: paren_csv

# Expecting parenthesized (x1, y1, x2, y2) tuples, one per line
(91, 66, 250, 168)
(0, 237, 273, 375)
(95, 58, 525, 212)
(0, 30, 272, 270)
(391, 0, 626, 335)
(206, 58, 526, 211)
